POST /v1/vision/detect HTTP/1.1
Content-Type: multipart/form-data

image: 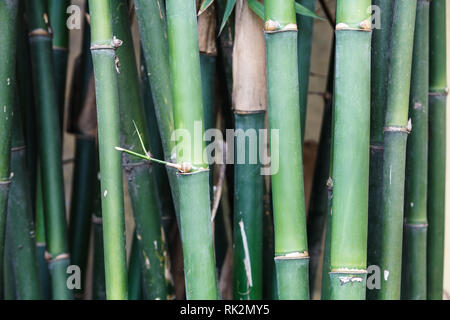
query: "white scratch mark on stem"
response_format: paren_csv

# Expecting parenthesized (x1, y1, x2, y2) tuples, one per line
(384, 270, 389, 281)
(239, 220, 253, 288)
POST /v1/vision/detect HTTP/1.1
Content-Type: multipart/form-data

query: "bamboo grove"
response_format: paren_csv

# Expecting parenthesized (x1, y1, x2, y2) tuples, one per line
(0, 0, 448, 301)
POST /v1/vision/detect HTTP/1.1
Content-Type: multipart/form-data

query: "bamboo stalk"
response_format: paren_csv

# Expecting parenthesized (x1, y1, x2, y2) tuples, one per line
(296, 0, 316, 143)
(378, 0, 417, 300)
(48, 0, 69, 126)
(265, 0, 309, 299)
(402, 0, 429, 300)
(92, 172, 106, 300)
(166, 0, 218, 299)
(111, 0, 169, 300)
(6, 80, 41, 299)
(128, 231, 143, 300)
(232, 0, 266, 299)
(25, 0, 72, 300)
(0, 0, 19, 297)
(88, 0, 127, 299)
(366, 0, 393, 301)
(427, 0, 447, 300)
(329, 0, 371, 300)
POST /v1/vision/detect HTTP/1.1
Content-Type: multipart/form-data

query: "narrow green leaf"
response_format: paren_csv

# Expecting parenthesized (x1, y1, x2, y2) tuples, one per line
(248, 0, 264, 20)
(198, 0, 214, 15)
(295, 2, 324, 20)
(219, 0, 236, 34)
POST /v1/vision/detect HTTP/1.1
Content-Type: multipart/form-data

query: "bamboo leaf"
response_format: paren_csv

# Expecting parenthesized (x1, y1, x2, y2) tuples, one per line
(198, 0, 214, 15)
(219, 0, 236, 34)
(295, 2, 324, 20)
(248, 0, 264, 20)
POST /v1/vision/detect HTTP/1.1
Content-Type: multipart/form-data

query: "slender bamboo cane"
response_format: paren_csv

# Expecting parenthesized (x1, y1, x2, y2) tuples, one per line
(35, 172, 51, 299)
(111, 0, 169, 300)
(134, 0, 181, 227)
(296, 0, 316, 143)
(0, 0, 19, 297)
(48, 0, 69, 126)
(68, 18, 98, 299)
(128, 231, 143, 300)
(427, 0, 447, 300)
(366, 0, 393, 301)
(92, 172, 106, 300)
(88, 0, 127, 299)
(25, 0, 72, 300)
(401, 0, 429, 300)
(166, 0, 218, 299)
(6, 84, 41, 300)
(329, 0, 371, 300)
(265, 0, 309, 299)
(307, 44, 333, 294)
(134, 0, 175, 161)
(232, 0, 266, 300)
(378, 0, 417, 300)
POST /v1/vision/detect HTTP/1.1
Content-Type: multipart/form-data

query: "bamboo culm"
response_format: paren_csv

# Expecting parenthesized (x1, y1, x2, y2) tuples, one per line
(367, 0, 393, 301)
(166, 0, 218, 299)
(265, 0, 310, 299)
(88, 0, 127, 299)
(111, 0, 170, 300)
(296, 0, 316, 143)
(378, 0, 417, 300)
(427, 0, 447, 300)
(25, 0, 72, 300)
(329, 0, 371, 300)
(401, 0, 429, 300)
(0, 0, 19, 297)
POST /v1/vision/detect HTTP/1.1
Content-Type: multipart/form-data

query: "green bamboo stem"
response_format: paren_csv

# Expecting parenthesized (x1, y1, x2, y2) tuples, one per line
(17, 5, 38, 210)
(69, 136, 96, 298)
(67, 14, 97, 299)
(134, 0, 175, 161)
(427, 0, 447, 300)
(329, 0, 371, 300)
(401, 0, 429, 300)
(111, 0, 169, 300)
(232, 0, 266, 300)
(378, 0, 417, 300)
(48, 0, 69, 126)
(134, 0, 181, 227)
(88, 0, 127, 300)
(265, 0, 309, 300)
(0, 0, 19, 297)
(296, 0, 316, 143)
(35, 171, 51, 300)
(233, 114, 265, 300)
(25, 0, 72, 300)
(5, 82, 41, 300)
(128, 231, 143, 300)
(366, 0, 394, 301)
(166, 0, 217, 300)
(92, 172, 106, 300)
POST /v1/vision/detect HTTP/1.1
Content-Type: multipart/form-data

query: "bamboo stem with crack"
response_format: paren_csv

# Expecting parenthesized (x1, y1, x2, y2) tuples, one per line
(232, 0, 266, 300)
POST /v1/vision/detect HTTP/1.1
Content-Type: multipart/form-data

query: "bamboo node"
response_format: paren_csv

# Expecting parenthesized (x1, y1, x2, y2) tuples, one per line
(47, 253, 70, 263)
(359, 19, 372, 30)
(29, 28, 52, 39)
(274, 251, 309, 260)
(384, 119, 412, 134)
(264, 21, 297, 33)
